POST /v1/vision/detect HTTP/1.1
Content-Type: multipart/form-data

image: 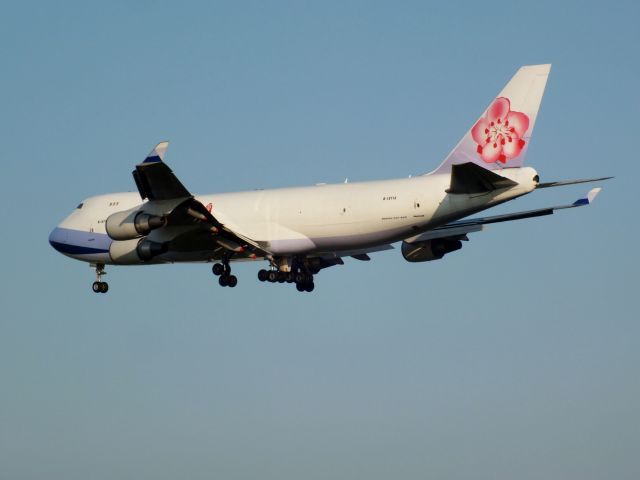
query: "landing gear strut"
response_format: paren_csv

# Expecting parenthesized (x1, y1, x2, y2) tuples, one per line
(211, 256, 237, 288)
(91, 263, 108, 294)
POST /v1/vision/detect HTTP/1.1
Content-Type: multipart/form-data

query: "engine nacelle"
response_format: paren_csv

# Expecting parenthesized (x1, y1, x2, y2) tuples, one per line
(106, 209, 166, 241)
(401, 238, 463, 262)
(109, 238, 169, 265)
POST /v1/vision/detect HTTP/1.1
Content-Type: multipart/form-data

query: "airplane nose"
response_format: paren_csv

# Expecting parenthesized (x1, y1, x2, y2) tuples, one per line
(48, 226, 68, 253)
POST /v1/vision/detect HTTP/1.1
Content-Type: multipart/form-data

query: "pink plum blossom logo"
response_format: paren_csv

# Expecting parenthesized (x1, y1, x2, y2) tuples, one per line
(471, 97, 530, 164)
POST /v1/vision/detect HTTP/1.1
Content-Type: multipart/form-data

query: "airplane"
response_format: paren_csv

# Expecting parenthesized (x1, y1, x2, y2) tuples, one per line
(49, 64, 610, 293)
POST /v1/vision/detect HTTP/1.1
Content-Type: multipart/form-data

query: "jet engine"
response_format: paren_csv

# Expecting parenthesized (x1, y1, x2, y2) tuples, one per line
(401, 238, 462, 262)
(106, 208, 166, 241)
(109, 238, 168, 264)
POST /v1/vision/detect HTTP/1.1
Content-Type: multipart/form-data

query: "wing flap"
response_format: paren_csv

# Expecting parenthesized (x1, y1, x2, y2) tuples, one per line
(406, 224, 484, 243)
(130, 142, 269, 258)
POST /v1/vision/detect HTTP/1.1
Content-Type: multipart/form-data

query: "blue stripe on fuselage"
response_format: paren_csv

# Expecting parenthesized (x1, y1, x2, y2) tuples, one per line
(49, 227, 111, 255)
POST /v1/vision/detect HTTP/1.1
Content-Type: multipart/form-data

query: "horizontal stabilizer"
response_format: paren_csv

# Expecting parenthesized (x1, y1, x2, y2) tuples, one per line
(447, 162, 518, 194)
(536, 176, 613, 189)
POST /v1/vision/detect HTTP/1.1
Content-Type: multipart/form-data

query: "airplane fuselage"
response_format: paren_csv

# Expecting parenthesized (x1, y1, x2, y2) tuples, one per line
(49, 167, 538, 265)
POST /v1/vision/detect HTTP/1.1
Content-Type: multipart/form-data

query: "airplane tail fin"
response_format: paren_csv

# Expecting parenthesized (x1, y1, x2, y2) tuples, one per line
(431, 64, 551, 174)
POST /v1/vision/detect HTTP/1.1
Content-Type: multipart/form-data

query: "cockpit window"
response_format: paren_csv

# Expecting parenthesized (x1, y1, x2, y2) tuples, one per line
(77, 203, 84, 209)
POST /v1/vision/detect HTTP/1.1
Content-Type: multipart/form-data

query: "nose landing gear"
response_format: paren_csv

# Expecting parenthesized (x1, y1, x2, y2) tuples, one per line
(91, 263, 109, 294)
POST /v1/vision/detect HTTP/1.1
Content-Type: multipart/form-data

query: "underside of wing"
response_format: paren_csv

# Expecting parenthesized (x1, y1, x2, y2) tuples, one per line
(113, 142, 270, 263)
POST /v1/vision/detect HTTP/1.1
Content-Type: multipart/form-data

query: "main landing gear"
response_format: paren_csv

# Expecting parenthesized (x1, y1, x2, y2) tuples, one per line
(91, 263, 109, 294)
(212, 260, 237, 288)
(211, 256, 317, 292)
(257, 268, 315, 292)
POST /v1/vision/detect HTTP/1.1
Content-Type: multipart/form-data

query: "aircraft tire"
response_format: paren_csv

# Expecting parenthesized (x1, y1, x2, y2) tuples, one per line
(227, 275, 238, 288)
(212, 263, 225, 276)
(219, 275, 229, 287)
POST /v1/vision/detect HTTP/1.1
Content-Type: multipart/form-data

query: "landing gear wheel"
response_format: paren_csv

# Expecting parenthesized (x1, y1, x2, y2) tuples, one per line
(91, 263, 108, 293)
(296, 283, 305, 292)
(219, 275, 229, 287)
(212, 263, 225, 276)
(277, 272, 286, 283)
(257, 269, 268, 282)
(267, 271, 278, 282)
(285, 272, 294, 283)
(92, 281, 108, 293)
(227, 275, 238, 288)
(294, 273, 304, 283)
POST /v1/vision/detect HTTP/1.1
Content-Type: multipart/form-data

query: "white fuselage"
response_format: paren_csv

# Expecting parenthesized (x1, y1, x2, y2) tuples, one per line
(49, 167, 538, 264)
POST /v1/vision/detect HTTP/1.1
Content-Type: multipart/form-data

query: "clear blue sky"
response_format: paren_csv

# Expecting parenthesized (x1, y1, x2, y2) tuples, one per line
(1, 1, 638, 479)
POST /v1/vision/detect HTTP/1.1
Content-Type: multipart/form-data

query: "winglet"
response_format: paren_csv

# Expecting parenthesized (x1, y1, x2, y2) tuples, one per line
(133, 141, 191, 200)
(572, 187, 602, 206)
(143, 141, 169, 163)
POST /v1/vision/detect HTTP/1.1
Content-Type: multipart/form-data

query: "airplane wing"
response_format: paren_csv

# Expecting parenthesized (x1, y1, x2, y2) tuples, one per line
(406, 188, 602, 244)
(133, 142, 191, 201)
(133, 142, 270, 260)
